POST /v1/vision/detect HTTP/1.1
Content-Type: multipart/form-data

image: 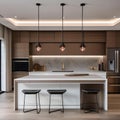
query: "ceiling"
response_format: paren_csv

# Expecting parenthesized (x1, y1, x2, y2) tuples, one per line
(0, 0, 120, 30)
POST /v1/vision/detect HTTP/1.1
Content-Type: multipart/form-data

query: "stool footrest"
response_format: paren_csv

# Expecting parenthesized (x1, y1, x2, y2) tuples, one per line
(49, 109, 64, 113)
(23, 108, 40, 113)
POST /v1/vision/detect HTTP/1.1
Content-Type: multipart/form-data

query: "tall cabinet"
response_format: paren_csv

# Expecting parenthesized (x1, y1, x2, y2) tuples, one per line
(106, 31, 120, 109)
(12, 31, 29, 89)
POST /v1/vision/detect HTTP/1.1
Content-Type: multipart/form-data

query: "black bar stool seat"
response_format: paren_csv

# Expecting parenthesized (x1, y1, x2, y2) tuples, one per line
(22, 89, 41, 113)
(47, 89, 66, 94)
(82, 89, 100, 113)
(47, 89, 66, 113)
(22, 90, 41, 94)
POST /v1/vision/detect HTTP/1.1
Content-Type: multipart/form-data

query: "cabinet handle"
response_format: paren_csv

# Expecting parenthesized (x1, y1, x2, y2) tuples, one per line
(109, 84, 120, 86)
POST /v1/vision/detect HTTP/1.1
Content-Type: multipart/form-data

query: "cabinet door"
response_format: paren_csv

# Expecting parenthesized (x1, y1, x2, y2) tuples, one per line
(116, 31, 120, 47)
(12, 31, 21, 43)
(20, 32, 30, 43)
(106, 31, 116, 48)
(85, 31, 106, 42)
(13, 43, 29, 58)
(30, 31, 54, 42)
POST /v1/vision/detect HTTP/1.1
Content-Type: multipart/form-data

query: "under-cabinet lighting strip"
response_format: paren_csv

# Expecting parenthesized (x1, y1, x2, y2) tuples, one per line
(30, 55, 104, 58)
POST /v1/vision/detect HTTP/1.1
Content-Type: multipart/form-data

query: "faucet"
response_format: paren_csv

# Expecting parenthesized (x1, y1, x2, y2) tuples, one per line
(61, 62, 65, 71)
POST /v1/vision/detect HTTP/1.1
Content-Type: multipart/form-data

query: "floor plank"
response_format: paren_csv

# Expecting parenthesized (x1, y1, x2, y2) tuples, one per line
(0, 92, 120, 120)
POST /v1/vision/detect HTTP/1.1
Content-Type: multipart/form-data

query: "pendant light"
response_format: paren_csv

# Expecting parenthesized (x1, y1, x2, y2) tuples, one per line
(80, 3, 86, 52)
(36, 3, 42, 52)
(59, 3, 66, 52)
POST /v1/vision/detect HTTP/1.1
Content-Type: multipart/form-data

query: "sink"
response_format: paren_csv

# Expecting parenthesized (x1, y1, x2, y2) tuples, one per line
(52, 70, 74, 72)
(65, 73, 89, 76)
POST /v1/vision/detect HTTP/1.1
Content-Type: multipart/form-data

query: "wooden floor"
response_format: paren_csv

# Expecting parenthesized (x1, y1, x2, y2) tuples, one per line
(0, 92, 120, 120)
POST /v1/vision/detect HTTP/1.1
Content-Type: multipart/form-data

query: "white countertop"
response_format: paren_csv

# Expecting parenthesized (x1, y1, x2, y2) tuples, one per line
(15, 71, 107, 83)
(29, 71, 106, 76)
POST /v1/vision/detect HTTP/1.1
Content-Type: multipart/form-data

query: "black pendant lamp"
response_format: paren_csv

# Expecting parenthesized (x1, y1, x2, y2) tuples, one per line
(80, 3, 86, 52)
(36, 3, 42, 52)
(59, 3, 66, 52)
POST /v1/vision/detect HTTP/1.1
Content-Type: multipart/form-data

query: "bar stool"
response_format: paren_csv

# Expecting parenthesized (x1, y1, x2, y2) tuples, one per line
(47, 89, 66, 113)
(81, 89, 100, 113)
(22, 89, 41, 113)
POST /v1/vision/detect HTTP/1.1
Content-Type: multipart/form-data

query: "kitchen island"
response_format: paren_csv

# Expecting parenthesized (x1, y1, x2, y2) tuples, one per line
(14, 71, 107, 111)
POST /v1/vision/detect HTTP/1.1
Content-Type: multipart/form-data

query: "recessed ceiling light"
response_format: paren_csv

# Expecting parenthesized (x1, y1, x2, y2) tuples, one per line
(14, 16, 17, 19)
(113, 16, 116, 18)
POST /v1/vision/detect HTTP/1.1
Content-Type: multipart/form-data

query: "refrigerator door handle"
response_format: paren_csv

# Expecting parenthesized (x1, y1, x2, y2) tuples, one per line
(117, 50, 119, 73)
(115, 50, 117, 73)
(115, 50, 119, 73)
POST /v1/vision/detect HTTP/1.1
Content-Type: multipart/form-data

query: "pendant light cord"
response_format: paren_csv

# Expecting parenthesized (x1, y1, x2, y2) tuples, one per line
(81, 4, 84, 43)
(36, 3, 41, 44)
(61, 3, 65, 43)
(38, 4, 39, 43)
(62, 4, 64, 43)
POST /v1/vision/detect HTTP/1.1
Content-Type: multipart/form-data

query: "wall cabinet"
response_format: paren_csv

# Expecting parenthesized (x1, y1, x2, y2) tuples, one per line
(12, 31, 29, 43)
(106, 31, 120, 48)
(30, 31, 54, 42)
(29, 31, 106, 55)
(12, 43, 29, 58)
(13, 31, 106, 56)
(30, 42, 105, 55)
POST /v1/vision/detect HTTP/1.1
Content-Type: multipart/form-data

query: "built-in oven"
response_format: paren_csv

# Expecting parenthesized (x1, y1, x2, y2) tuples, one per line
(108, 76, 120, 93)
(12, 58, 29, 72)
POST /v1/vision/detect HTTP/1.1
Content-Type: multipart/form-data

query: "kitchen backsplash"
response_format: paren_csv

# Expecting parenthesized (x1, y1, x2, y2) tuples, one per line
(31, 57, 104, 71)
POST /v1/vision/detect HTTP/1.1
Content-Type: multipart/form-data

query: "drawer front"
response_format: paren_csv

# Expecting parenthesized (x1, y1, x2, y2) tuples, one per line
(108, 77, 120, 93)
(108, 78, 120, 84)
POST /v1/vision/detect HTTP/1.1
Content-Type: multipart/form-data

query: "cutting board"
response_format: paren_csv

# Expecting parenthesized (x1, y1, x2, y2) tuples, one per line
(65, 73, 89, 76)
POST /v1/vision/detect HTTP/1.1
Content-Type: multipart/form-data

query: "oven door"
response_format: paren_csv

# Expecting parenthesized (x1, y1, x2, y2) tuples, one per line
(12, 58, 29, 72)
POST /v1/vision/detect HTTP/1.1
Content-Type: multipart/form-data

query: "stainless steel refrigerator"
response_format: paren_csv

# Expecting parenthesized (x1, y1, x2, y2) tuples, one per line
(107, 48, 120, 93)
(107, 48, 120, 75)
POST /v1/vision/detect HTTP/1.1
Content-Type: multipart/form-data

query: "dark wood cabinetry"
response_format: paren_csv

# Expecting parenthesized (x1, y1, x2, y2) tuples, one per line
(106, 31, 120, 48)
(30, 31, 54, 42)
(108, 76, 120, 93)
(29, 31, 106, 55)
(12, 31, 29, 58)
(12, 31, 107, 56)
(13, 43, 29, 58)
